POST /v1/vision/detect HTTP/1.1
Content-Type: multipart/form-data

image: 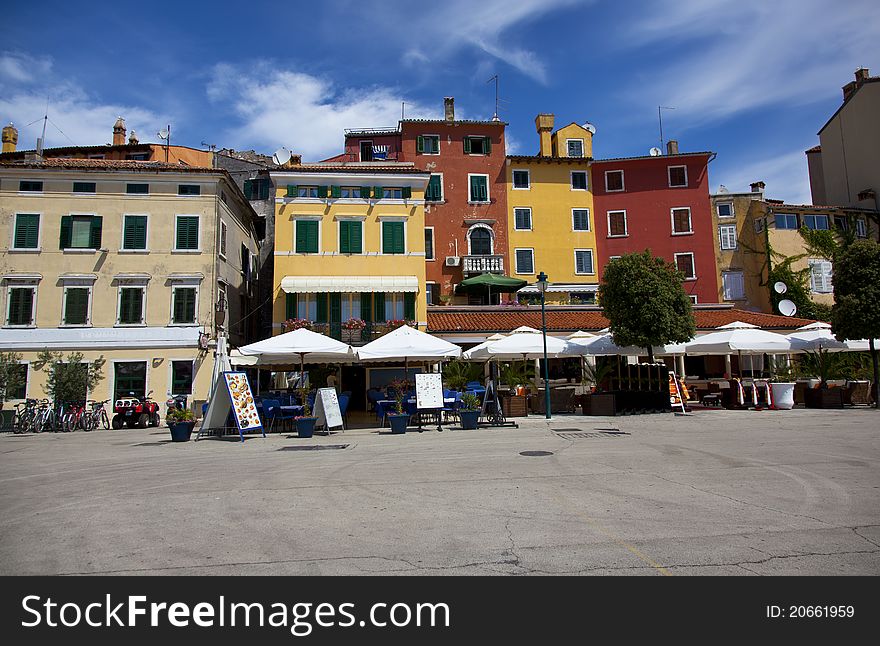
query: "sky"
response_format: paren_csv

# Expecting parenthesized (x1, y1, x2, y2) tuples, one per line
(2, 0, 878, 204)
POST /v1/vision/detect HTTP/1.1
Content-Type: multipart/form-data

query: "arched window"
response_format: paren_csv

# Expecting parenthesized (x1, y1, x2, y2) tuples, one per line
(468, 226, 493, 256)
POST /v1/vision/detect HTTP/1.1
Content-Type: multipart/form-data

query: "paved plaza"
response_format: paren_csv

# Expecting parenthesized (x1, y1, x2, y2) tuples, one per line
(1, 408, 878, 576)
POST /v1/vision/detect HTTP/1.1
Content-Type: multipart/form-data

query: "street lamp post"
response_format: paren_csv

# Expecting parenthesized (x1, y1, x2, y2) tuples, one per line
(537, 271, 551, 419)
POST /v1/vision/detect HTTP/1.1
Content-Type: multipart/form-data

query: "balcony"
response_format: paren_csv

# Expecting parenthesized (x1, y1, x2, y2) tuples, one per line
(307, 322, 413, 346)
(463, 255, 504, 274)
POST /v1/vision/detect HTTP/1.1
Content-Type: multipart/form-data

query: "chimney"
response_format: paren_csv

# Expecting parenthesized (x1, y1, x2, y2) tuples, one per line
(535, 113, 554, 157)
(842, 81, 858, 101)
(855, 67, 870, 83)
(2, 123, 18, 153)
(666, 139, 679, 155)
(444, 97, 455, 122)
(113, 116, 126, 146)
(128, 130, 139, 145)
(750, 181, 765, 193)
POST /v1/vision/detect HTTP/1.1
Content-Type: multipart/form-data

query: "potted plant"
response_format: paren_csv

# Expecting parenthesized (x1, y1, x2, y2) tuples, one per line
(769, 363, 797, 410)
(799, 350, 845, 408)
(341, 317, 366, 343)
(294, 388, 318, 437)
(581, 361, 616, 416)
(458, 393, 481, 429)
(283, 318, 313, 332)
(386, 378, 410, 434)
(166, 407, 196, 442)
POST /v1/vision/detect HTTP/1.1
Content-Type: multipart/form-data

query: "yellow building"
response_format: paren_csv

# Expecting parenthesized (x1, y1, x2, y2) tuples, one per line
(507, 114, 597, 303)
(710, 182, 766, 309)
(0, 158, 260, 412)
(269, 163, 430, 339)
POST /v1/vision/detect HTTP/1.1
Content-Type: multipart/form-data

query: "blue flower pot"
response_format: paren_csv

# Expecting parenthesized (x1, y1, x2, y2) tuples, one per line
(169, 421, 195, 442)
(459, 410, 480, 430)
(388, 413, 409, 434)
(295, 417, 317, 438)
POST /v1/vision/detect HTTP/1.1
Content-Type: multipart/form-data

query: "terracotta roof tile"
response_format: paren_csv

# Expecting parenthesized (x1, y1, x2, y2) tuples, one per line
(0, 158, 220, 173)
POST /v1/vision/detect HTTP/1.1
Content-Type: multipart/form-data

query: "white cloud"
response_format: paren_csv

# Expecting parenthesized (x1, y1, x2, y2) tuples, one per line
(207, 62, 440, 160)
(625, 0, 880, 122)
(0, 52, 52, 84)
(714, 148, 814, 205)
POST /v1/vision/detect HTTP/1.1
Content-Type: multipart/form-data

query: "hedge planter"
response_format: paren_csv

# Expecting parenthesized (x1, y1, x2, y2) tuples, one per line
(581, 392, 617, 416)
(803, 387, 844, 409)
(168, 421, 195, 442)
(459, 410, 480, 430)
(295, 417, 318, 438)
(770, 383, 796, 410)
(387, 413, 409, 434)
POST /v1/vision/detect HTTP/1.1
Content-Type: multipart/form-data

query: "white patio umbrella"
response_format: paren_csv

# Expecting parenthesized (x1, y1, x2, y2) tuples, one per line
(357, 325, 461, 378)
(461, 332, 507, 361)
(787, 322, 872, 352)
(484, 326, 572, 359)
(577, 333, 687, 357)
(685, 321, 792, 377)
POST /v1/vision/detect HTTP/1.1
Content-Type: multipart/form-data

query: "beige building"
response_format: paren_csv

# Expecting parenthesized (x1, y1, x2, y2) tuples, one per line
(0, 158, 259, 411)
(806, 68, 880, 210)
(710, 182, 766, 309)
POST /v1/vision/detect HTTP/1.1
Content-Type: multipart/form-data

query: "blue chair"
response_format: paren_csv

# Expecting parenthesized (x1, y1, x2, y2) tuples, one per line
(367, 388, 383, 411)
(264, 398, 296, 433)
(466, 381, 486, 398)
(337, 393, 350, 429)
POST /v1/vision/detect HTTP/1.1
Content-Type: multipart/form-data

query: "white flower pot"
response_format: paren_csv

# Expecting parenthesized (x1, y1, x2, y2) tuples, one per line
(770, 382, 796, 410)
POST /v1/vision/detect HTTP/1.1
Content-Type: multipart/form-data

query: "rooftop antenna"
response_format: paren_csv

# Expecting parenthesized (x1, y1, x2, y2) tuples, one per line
(157, 124, 171, 162)
(401, 101, 405, 120)
(201, 140, 217, 152)
(487, 74, 500, 120)
(658, 106, 675, 151)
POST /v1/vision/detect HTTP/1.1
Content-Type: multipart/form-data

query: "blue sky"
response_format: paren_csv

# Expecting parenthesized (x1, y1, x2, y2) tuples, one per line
(2, 0, 878, 204)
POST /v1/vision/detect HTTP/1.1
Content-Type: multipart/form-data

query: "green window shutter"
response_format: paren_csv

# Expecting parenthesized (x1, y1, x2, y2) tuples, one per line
(88, 216, 103, 249)
(463, 137, 472, 154)
(360, 185, 371, 199)
(60, 215, 72, 249)
(120, 288, 143, 324)
(317, 185, 328, 198)
(14, 214, 39, 248)
(416, 135, 424, 153)
(402, 186, 412, 199)
(295, 221, 306, 252)
(64, 288, 89, 325)
(285, 293, 298, 320)
(243, 180, 253, 200)
(373, 186, 384, 199)
(469, 176, 478, 201)
(339, 221, 351, 254)
(329, 293, 341, 323)
(393, 222, 404, 253)
(350, 221, 362, 254)
(427, 175, 441, 201)
(123, 216, 147, 249)
(382, 222, 395, 253)
(286, 184, 297, 197)
(9, 288, 33, 325)
(404, 292, 415, 321)
(306, 221, 318, 252)
(330, 185, 341, 198)
(373, 293, 386, 322)
(484, 136, 491, 154)
(471, 176, 487, 201)
(360, 293, 372, 322)
(295, 221, 318, 253)
(259, 179, 270, 200)
(316, 293, 328, 323)
(176, 216, 198, 250)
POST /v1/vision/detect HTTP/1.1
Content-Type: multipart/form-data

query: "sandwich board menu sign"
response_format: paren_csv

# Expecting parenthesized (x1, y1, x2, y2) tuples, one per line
(415, 373, 443, 410)
(200, 371, 264, 442)
(313, 387, 344, 432)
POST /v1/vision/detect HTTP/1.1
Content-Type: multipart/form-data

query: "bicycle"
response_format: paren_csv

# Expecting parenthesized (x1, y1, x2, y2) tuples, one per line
(11, 399, 37, 434)
(35, 399, 59, 433)
(88, 400, 111, 430)
(62, 401, 93, 432)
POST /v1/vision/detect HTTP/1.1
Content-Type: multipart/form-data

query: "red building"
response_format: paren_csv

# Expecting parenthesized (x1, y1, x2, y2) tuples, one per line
(329, 98, 509, 303)
(592, 142, 719, 304)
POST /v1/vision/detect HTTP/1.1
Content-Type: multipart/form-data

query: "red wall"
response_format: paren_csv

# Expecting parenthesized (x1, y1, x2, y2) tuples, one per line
(340, 134, 403, 162)
(592, 154, 719, 304)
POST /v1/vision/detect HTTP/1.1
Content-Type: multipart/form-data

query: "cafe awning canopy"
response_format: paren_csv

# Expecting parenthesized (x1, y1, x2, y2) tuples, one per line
(280, 276, 419, 293)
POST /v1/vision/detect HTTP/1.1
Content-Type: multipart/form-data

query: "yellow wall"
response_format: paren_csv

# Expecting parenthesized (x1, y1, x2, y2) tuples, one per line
(271, 173, 429, 329)
(551, 123, 594, 159)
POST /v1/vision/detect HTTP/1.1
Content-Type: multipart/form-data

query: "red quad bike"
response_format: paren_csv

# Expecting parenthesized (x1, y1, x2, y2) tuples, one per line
(112, 391, 161, 429)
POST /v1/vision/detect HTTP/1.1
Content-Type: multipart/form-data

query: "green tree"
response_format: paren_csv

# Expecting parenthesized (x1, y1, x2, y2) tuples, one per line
(831, 239, 880, 406)
(598, 251, 696, 362)
(0, 351, 26, 407)
(32, 351, 106, 403)
(767, 256, 833, 321)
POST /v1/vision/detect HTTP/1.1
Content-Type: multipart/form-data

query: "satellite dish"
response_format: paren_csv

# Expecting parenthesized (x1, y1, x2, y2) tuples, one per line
(718, 185, 729, 194)
(273, 147, 292, 165)
(157, 128, 169, 140)
(649, 147, 662, 157)
(778, 299, 797, 317)
(583, 122, 597, 135)
(773, 281, 788, 294)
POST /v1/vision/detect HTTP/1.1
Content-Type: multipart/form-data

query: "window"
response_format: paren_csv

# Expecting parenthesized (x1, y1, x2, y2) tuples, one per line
(425, 174, 443, 202)
(689, 295, 699, 305)
(62, 287, 90, 326)
(19, 180, 42, 192)
(464, 136, 491, 155)
(671, 207, 692, 234)
(60, 215, 102, 250)
(722, 271, 745, 300)
(754, 218, 765, 233)
(809, 260, 833, 293)
(171, 361, 194, 396)
(339, 220, 363, 254)
(572, 209, 590, 231)
(178, 184, 201, 196)
(297, 186, 319, 198)
(856, 218, 868, 238)
(803, 214, 830, 230)
(6, 286, 35, 326)
(126, 183, 149, 194)
(717, 202, 734, 218)
(668, 165, 688, 187)
(243, 178, 271, 200)
(382, 221, 405, 254)
(291, 293, 319, 321)
(114, 362, 146, 400)
(172, 287, 197, 324)
(514, 249, 534, 275)
(118, 287, 145, 325)
(175, 216, 200, 251)
(416, 135, 440, 154)
(571, 171, 588, 191)
(384, 293, 413, 321)
(126, 153, 149, 161)
(241, 245, 252, 281)
(607, 210, 627, 237)
(574, 249, 594, 275)
(13, 214, 40, 249)
(468, 228, 492, 255)
(380, 187, 404, 199)
(340, 186, 363, 198)
(719, 224, 737, 250)
(469, 175, 489, 202)
(6, 363, 26, 399)
(219, 220, 227, 258)
(567, 139, 584, 157)
(512, 170, 530, 189)
(73, 182, 96, 193)
(425, 283, 438, 306)
(674, 253, 696, 280)
(359, 140, 373, 161)
(424, 228, 434, 260)
(339, 292, 364, 322)
(295, 220, 319, 253)
(774, 213, 799, 229)
(605, 170, 624, 192)
(121, 215, 148, 251)
(514, 208, 532, 231)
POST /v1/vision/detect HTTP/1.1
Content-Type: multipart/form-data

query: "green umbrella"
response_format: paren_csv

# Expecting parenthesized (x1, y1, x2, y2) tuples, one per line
(457, 273, 527, 305)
